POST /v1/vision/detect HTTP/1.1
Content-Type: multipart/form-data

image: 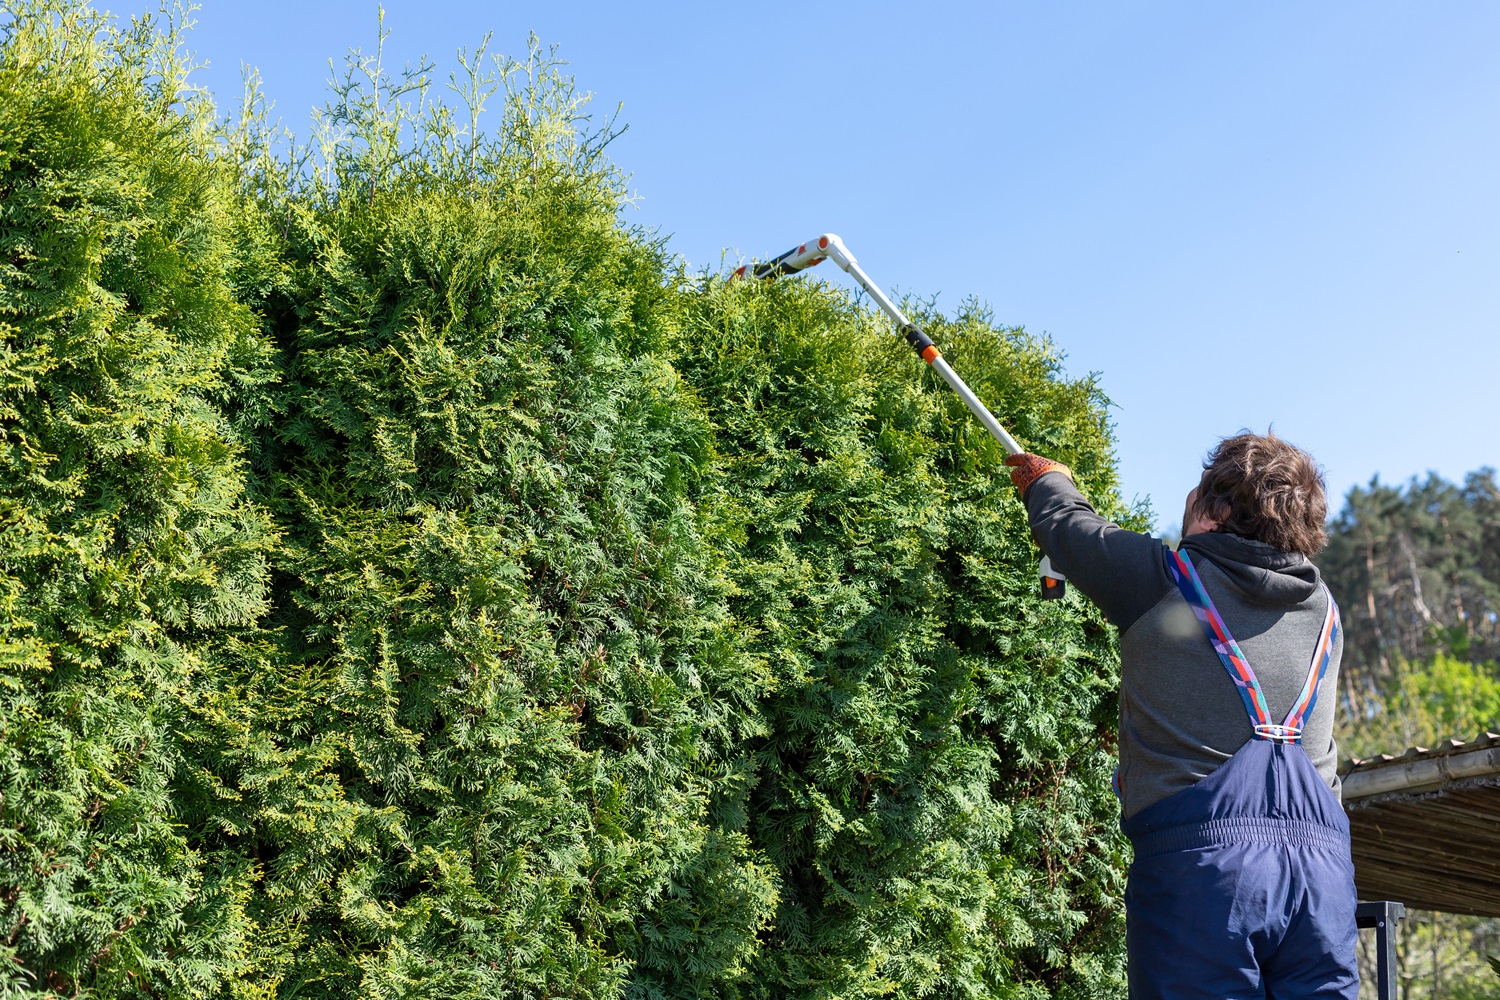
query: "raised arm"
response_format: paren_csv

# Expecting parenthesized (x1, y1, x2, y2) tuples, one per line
(1011, 462, 1172, 631)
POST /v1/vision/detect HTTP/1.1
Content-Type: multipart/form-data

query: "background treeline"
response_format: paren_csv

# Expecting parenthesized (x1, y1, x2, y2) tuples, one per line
(0, 5, 1138, 998)
(1322, 471, 1500, 999)
(1325, 468, 1500, 733)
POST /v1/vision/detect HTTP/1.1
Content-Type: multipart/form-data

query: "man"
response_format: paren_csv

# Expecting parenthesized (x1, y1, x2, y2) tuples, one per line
(1006, 432, 1358, 999)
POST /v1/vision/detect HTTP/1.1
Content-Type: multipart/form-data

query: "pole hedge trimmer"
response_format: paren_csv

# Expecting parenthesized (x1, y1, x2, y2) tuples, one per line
(733, 233, 1067, 600)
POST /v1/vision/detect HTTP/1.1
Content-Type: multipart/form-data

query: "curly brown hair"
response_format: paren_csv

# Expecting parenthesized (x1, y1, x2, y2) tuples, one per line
(1192, 432, 1328, 557)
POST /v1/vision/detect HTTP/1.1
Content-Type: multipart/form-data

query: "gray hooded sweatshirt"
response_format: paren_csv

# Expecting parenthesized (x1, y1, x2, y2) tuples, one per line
(1024, 472, 1344, 820)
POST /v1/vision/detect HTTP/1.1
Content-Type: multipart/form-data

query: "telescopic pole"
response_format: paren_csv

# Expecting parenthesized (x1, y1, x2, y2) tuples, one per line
(733, 233, 1067, 599)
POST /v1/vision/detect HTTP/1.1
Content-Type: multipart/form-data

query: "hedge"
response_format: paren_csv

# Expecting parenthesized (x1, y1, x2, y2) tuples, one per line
(0, 5, 1142, 997)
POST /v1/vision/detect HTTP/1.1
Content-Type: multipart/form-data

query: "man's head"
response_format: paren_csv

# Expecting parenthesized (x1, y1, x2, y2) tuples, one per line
(1182, 432, 1327, 557)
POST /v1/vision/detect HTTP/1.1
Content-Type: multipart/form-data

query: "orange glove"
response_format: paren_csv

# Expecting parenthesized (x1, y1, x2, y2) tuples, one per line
(1004, 452, 1073, 498)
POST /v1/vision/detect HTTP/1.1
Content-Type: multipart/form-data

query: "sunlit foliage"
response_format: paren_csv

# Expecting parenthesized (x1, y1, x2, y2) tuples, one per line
(0, 4, 1137, 996)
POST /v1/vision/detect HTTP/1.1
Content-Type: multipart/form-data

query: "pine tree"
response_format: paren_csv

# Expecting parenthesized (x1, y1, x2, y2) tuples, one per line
(1322, 470, 1500, 712)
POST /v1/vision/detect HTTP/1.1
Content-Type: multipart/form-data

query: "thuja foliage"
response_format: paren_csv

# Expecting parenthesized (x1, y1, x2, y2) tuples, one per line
(670, 283, 1132, 998)
(0, 3, 283, 995)
(0, 3, 1141, 997)
(198, 46, 778, 1000)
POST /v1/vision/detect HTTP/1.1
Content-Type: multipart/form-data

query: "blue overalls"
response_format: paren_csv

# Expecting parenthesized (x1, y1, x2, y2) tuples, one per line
(1121, 549, 1359, 999)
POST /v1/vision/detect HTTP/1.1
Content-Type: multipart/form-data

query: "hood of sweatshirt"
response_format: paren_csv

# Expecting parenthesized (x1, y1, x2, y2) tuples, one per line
(1179, 531, 1321, 608)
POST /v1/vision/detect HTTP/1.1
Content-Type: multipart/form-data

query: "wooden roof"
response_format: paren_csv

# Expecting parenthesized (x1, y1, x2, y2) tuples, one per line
(1340, 732, 1500, 917)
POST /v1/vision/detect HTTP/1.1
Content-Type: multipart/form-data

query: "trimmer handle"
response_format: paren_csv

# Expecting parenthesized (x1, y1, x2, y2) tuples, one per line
(1040, 556, 1067, 601)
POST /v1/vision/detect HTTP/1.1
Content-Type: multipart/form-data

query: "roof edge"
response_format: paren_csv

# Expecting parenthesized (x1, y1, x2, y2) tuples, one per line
(1340, 731, 1500, 776)
(1342, 743, 1500, 801)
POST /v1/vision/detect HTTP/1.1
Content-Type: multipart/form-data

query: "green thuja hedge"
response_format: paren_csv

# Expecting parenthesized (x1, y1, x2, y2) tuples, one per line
(671, 283, 1131, 998)
(0, 3, 279, 993)
(0, 4, 1141, 997)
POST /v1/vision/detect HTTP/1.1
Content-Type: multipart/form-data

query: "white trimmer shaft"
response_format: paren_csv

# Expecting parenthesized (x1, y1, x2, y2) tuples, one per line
(734, 233, 1067, 600)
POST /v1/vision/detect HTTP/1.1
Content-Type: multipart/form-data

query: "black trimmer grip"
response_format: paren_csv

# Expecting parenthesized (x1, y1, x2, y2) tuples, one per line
(752, 254, 807, 279)
(732, 239, 831, 281)
(900, 323, 942, 364)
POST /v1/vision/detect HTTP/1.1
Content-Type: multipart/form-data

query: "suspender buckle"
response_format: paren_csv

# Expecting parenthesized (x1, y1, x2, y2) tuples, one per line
(1253, 723, 1303, 744)
(1169, 549, 1340, 744)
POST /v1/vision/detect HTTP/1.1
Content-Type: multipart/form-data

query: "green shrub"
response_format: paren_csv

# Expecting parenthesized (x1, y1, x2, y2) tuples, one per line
(0, 3, 277, 993)
(668, 280, 1132, 998)
(183, 26, 779, 1000)
(0, 4, 1140, 997)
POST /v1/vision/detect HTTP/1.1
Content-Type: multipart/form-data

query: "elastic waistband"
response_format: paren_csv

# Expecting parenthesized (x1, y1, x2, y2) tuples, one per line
(1128, 817, 1349, 859)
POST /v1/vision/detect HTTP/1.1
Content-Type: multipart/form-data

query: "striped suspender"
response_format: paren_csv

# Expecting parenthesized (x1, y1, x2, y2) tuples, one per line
(1165, 548, 1340, 744)
(1283, 590, 1340, 735)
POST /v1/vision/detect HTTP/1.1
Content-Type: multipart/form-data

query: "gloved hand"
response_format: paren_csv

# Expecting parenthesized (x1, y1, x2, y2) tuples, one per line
(1004, 452, 1073, 499)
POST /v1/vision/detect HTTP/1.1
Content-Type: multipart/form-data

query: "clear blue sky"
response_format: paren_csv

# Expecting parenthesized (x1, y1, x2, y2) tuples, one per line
(182, 1, 1500, 532)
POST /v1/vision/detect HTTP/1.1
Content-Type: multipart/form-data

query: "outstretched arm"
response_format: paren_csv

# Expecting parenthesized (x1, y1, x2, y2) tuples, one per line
(1014, 465, 1172, 632)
